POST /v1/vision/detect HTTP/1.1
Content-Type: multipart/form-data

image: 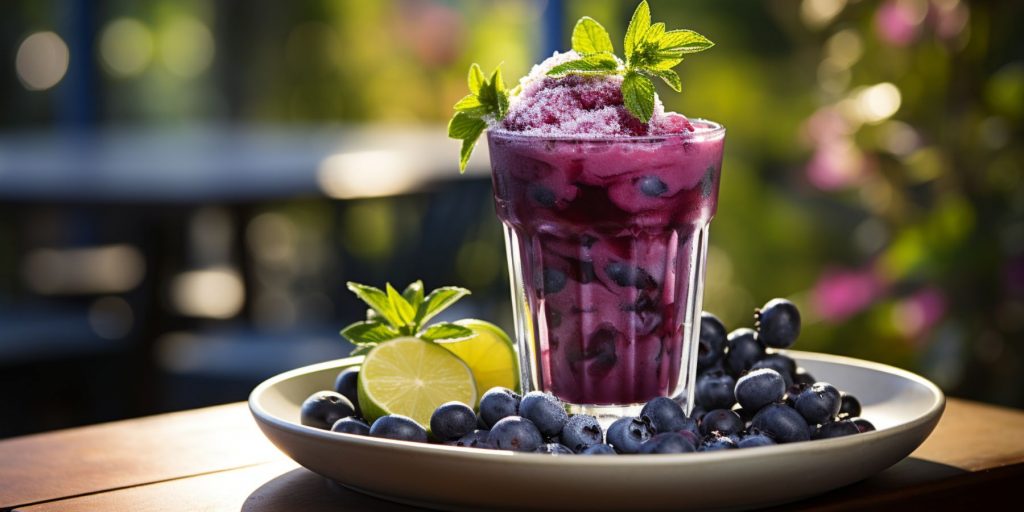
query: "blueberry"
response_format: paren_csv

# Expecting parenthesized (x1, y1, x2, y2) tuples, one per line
(784, 382, 810, 407)
(535, 443, 574, 455)
(604, 262, 657, 290)
(561, 414, 603, 452)
(489, 416, 543, 452)
(676, 429, 701, 448)
(794, 383, 842, 425)
(689, 406, 707, 423)
(695, 370, 736, 411)
(332, 368, 361, 417)
(584, 325, 619, 376)
(300, 391, 356, 430)
(699, 433, 738, 451)
(851, 418, 876, 433)
(700, 166, 716, 198)
(700, 409, 744, 437)
(756, 298, 801, 348)
(640, 396, 688, 433)
(519, 392, 568, 437)
(675, 416, 701, 438)
(330, 417, 370, 436)
(605, 262, 632, 287)
(697, 312, 728, 370)
(543, 268, 567, 294)
(734, 368, 786, 413)
(812, 419, 861, 439)
(369, 415, 428, 442)
(529, 184, 556, 208)
(750, 354, 796, 388)
(638, 176, 669, 197)
(430, 402, 478, 441)
(751, 404, 810, 443)
(581, 443, 617, 455)
(639, 432, 696, 454)
(731, 404, 756, 423)
(634, 268, 657, 290)
(452, 429, 492, 448)
(838, 393, 862, 419)
(479, 387, 521, 428)
(737, 432, 776, 448)
(793, 369, 816, 387)
(724, 328, 765, 376)
(606, 417, 655, 454)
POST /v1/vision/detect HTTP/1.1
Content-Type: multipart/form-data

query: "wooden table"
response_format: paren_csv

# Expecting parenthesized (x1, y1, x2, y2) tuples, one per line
(1, 399, 1022, 511)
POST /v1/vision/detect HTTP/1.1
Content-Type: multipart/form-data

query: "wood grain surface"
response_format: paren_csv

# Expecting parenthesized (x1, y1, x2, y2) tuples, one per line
(2, 398, 1022, 511)
(0, 403, 280, 510)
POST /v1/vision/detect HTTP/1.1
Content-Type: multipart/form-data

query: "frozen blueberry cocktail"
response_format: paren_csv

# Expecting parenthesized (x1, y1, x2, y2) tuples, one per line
(449, 1, 721, 415)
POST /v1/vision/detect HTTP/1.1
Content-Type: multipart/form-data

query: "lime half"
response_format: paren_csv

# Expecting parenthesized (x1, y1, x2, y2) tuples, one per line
(440, 319, 520, 396)
(358, 337, 477, 427)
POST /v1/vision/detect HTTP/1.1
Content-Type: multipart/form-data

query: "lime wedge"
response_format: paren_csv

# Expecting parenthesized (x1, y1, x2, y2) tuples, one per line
(358, 337, 477, 427)
(440, 319, 520, 396)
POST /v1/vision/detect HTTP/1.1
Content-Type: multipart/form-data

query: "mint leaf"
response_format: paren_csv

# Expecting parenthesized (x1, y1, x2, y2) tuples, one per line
(452, 94, 485, 114)
(341, 320, 400, 345)
(458, 128, 484, 172)
(645, 68, 682, 92)
(346, 282, 401, 327)
(660, 30, 714, 53)
(624, 1, 651, 61)
(402, 280, 424, 313)
(468, 63, 485, 94)
(647, 56, 684, 70)
(645, 22, 666, 44)
(419, 322, 475, 342)
(622, 71, 655, 122)
(547, 55, 620, 77)
(448, 112, 487, 140)
(350, 344, 374, 356)
(490, 67, 509, 118)
(386, 283, 416, 329)
(449, 63, 509, 173)
(418, 286, 471, 326)
(572, 16, 614, 55)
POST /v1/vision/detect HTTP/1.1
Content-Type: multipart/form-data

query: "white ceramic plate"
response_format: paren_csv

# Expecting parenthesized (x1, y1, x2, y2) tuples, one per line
(249, 351, 944, 511)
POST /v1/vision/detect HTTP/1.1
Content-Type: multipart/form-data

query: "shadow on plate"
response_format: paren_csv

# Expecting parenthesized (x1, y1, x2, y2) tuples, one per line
(241, 468, 422, 512)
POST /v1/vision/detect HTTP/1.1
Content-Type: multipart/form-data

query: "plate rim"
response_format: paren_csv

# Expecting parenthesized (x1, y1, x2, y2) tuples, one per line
(248, 349, 945, 467)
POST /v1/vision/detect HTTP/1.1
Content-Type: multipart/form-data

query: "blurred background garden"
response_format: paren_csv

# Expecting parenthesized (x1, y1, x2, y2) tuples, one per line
(1, 0, 1021, 437)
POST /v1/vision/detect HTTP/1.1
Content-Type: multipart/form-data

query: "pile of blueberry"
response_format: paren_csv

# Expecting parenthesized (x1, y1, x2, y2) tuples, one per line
(299, 298, 875, 454)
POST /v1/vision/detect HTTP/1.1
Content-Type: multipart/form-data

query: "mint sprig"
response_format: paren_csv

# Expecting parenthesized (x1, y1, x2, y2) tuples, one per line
(341, 281, 474, 355)
(448, 64, 509, 173)
(546, 0, 713, 123)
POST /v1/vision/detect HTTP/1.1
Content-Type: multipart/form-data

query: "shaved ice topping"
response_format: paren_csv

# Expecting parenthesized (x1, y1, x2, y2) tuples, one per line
(449, 1, 713, 170)
(499, 52, 694, 137)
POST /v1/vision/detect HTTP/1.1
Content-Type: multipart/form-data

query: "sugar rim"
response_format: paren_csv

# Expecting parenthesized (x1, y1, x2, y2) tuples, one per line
(487, 118, 725, 142)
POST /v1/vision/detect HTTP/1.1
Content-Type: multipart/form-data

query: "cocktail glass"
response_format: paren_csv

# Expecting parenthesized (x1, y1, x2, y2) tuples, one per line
(487, 120, 725, 418)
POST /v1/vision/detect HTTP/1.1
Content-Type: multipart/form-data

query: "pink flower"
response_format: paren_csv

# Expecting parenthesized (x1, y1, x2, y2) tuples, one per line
(875, 0, 923, 47)
(894, 287, 947, 340)
(812, 266, 886, 321)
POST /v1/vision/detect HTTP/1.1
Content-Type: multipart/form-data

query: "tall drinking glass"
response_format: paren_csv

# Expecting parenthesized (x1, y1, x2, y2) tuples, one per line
(487, 120, 726, 418)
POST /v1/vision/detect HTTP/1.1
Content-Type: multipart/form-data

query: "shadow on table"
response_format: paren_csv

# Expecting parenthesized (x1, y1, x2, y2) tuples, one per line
(767, 456, 968, 511)
(241, 468, 424, 512)
(242, 456, 1021, 512)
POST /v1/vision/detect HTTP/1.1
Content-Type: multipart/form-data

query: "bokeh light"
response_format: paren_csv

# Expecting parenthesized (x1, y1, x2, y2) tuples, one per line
(158, 16, 214, 78)
(99, 18, 154, 77)
(15, 31, 69, 91)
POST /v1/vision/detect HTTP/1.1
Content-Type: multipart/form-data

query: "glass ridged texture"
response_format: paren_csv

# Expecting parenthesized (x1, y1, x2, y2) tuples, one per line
(488, 121, 726, 416)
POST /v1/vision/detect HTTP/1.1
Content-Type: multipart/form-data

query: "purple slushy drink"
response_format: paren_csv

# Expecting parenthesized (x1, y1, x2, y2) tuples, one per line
(487, 52, 725, 409)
